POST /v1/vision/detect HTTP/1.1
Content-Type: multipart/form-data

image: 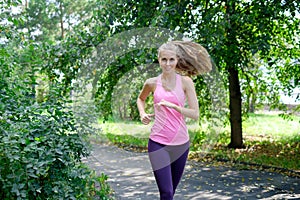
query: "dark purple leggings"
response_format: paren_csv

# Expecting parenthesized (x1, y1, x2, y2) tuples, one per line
(148, 139, 189, 200)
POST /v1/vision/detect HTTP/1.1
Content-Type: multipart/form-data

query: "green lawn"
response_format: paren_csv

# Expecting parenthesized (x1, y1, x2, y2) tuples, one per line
(243, 112, 300, 141)
(97, 112, 299, 142)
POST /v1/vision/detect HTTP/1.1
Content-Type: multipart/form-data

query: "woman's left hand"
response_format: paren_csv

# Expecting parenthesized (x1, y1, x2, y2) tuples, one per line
(158, 99, 176, 109)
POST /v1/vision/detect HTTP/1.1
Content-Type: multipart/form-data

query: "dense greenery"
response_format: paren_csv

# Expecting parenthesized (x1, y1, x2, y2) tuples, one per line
(0, 38, 113, 200)
(84, 0, 300, 148)
(1, 85, 89, 199)
(0, 0, 113, 199)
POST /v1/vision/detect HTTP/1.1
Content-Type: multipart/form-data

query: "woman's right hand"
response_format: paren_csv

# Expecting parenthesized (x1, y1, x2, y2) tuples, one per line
(140, 113, 154, 125)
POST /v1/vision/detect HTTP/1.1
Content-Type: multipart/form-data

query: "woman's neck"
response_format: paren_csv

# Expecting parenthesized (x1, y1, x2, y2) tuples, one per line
(161, 72, 177, 91)
(161, 72, 176, 82)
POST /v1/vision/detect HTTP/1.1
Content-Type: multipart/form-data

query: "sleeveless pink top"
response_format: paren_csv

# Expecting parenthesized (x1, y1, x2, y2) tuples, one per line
(150, 74, 189, 145)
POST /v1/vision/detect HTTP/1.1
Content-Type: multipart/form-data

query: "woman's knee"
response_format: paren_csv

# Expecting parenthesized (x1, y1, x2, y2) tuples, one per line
(160, 189, 173, 200)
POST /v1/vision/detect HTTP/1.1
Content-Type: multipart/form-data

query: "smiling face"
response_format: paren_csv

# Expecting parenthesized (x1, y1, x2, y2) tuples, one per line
(158, 50, 178, 74)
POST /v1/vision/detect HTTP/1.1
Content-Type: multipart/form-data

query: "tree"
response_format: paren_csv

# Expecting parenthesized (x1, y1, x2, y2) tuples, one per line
(88, 0, 299, 148)
(20, 0, 94, 41)
(193, 0, 299, 147)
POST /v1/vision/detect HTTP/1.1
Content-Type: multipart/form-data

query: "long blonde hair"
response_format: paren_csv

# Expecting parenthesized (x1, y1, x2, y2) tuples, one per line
(158, 40, 212, 76)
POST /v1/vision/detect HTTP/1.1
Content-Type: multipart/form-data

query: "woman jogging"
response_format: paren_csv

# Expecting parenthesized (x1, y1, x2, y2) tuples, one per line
(137, 40, 212, 200)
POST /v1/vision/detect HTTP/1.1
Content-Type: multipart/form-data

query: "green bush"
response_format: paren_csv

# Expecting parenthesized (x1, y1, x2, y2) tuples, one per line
(1, 7, 112, 198)
(0, 80, 112, 199)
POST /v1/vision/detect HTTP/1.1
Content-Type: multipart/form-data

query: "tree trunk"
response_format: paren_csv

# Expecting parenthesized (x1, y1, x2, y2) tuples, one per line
(225, 0, 244, 149)
(228, 67, 244, 148)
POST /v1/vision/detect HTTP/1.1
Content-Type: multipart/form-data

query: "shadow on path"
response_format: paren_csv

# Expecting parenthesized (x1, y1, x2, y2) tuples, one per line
(83, 144, 300, 200)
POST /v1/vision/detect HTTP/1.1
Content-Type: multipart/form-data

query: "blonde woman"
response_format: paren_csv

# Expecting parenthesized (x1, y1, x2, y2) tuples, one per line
(137, 41, 212, 200)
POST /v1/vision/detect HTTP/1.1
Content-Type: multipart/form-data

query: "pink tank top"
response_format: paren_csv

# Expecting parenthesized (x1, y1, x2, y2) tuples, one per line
(150, 74, 189, 145)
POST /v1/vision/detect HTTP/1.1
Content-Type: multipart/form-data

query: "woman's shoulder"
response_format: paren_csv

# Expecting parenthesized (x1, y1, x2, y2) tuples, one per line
(144, 77, 158, 91)
(180, 75, 195, 90)
(145, 77, 158, 85)
(181, 75, 193, 84)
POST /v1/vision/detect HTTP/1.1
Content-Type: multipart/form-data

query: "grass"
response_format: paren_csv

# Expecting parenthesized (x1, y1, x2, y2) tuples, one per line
(243, 112, 300, 141)
(91, 112, 300, 176)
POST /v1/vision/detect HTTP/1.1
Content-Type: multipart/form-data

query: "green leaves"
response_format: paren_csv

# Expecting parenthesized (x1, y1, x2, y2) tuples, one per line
(0, 23, 112, 200)
(0, 79, 113, 199)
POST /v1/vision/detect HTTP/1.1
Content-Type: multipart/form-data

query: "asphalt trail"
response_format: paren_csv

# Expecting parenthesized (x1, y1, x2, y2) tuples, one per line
(83, 144, 300, 200)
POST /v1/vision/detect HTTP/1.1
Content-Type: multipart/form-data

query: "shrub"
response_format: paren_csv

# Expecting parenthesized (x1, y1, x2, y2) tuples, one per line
(0, 81, 112, 199)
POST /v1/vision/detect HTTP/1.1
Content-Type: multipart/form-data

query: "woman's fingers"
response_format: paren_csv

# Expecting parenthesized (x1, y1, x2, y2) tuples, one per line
(141, 113, 154, 125)
(158, 99, 175, 108)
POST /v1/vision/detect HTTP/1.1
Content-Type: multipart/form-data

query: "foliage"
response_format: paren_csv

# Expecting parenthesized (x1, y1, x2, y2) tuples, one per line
(85, 0, 300, 148)
(16, 0, 298, 148)
(94, 173, 114, 200)
(0, 2, 113, 199)
(0, 68, 113, 199)
(20, 0, 96, 41)
(95, 49, 159, 120)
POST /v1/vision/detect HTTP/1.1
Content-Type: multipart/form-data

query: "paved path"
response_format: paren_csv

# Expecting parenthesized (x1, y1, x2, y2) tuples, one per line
(83, 144, 300, 200)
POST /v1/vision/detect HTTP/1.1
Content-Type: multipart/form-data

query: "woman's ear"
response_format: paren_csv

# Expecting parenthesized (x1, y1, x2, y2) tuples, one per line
(158, 57, 162, 65)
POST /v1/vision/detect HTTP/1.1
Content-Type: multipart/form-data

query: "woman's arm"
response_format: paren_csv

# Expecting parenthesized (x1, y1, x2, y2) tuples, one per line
(180, 76, 199, 119)
(137, 78, 156, 125)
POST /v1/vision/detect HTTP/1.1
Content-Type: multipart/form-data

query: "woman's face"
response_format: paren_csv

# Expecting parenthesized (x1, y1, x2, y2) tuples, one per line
(158, 50, 178, 74)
